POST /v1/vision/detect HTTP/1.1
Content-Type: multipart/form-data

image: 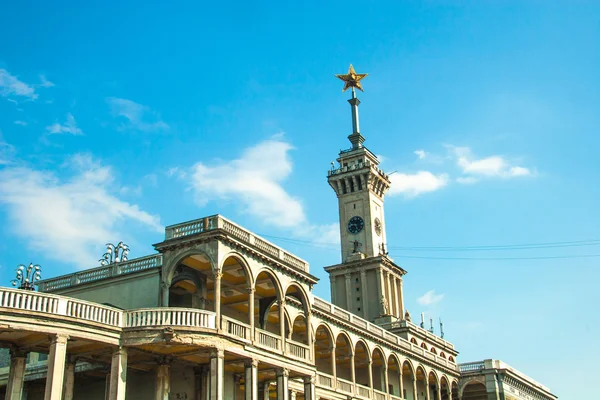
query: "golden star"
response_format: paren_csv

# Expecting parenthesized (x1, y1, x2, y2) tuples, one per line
(335, 64, 368, 92)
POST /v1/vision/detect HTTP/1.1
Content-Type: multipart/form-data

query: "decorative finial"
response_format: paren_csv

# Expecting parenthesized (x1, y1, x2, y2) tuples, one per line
(405, 310, 411, 322)
(11, 263, 42, 290)
(99, 242, 130, 266)
(335, 64, 368, 92)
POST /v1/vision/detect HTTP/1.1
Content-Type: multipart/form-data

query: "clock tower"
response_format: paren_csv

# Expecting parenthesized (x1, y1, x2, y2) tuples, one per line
(324, 65, 407, 324)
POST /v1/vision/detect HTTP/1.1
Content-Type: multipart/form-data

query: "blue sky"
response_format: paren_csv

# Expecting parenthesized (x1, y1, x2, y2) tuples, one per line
(1, 1, 599, 397)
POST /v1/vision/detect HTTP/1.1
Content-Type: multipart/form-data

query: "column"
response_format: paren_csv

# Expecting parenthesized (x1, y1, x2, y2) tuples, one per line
(376, 268, 386, 315)
(437, 383, 442, 400)
(329, 275, 336, 304)
(383, 365, 389, 395)
(360, 270, 369, 319)
(63, 358, 76, 400)
(386, 273, 394, 317)
(209, 350, 224, 400)
(367, 360, 373, 393)
(425, 378, 430, 400)
(44, 334, 68, 400)
(344, 273, 352, 310)
(350, 352, 356, 386)
(398, 368, 404, 400)
(276, 368, 289, 400)
(261, 383, 270, 400)
(214, 271, 223, 330)
(306, 311, 313, 362)
(160, 281, 169, 307)
(244, 359, 258, 400)
(107, 348, 127, 400)
(412, 374, 418, 400)
(303, 376, 315, 400)
(397, 279, 405, 318)
(279, 299, 286, 350)
(248, 288, 255, 341)
(155, 363, 170, 400)
(5, 349, 27, 400)
(330, 345, 337, 380)
(391, 277, 399, 318)
(289, 390, 296, 400)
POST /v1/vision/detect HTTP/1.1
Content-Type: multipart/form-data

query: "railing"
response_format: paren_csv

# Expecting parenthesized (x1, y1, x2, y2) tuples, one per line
(256, 328, 281, 351)
(124, 308, 215, 329)
(223, 316, 250, 340)
(356, 383, 371, 398)
(317, 373, 334, 388)
(285, 340, 310, 361)
(1, 288, 61, 314)
(67, 300, 121, 326)
(390, 395, 402, 400)
(164, 215, 309, 272)
(336, 378, 354, 394)
(373, 389, 387, 400)
(459, 361, 485, 372)
(37, 255, 163, 292)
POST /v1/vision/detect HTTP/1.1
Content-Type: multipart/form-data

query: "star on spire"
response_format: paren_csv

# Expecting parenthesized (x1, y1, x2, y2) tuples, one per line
(335, 64, 368, 92)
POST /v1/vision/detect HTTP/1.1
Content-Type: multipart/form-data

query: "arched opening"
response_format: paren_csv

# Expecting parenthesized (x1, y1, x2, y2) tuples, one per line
(402, 361, 416, 400)
(451, 381, 459, 400)
(220, 255, 251, 325)
(430, 347, 437, 354)
(449, 355, 455, 363)
(428, 371, 439, 400)
(387, 355, 401, 396)
(335, 333, 352, 381)
(354, 341, 370, 387)
(440, 352, 446, 358)
(314, 325, 334, 376)
(169, 253, 214, 310)
(462, 381, 487, 400)
(410, 338, 418, 345)
(440, 376, 450, 400)
(420, 342, 427, 350)
(255, 270, 282, 337)
(371, 348, 386, 392)
(284, 284, 310, 345)
(415, 366, 427, 400)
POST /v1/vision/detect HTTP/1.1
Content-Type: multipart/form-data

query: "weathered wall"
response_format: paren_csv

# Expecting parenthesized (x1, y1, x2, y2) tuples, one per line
(53, 271, 160, 309)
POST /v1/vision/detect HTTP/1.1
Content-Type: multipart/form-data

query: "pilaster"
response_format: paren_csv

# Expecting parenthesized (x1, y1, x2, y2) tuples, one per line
(276, 368, 289, 400)
(44, 334, 68, 400)
(109, 349, 127, 400)
(209, 350, 224, 400)
(5, 350, 27, 400)
(154, 362, 170, 400)
(244, 359, 258, 400)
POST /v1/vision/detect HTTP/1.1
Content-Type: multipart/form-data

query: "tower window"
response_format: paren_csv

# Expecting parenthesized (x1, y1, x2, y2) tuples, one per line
(349, 179, 355, 192)
(356, 287, 359, 292)
(353, 204, 356, 209)
(357, 179, 362, 190)
(355, 277, 359, 282)
(342, 180, 348, 194)
(357, 297, 360, 301)
(357, 307, 361, 311)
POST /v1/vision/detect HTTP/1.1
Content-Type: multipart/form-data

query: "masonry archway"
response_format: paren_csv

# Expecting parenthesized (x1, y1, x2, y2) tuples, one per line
(168, 253, 214, 310)
(462, 381, 487, 400)
(334, 332, 353, 381)
(314, 324, 334, 376)
(387, 354, 402, 397)
(415, 366, 427, 400)
(371, 347, 386, 392)
(402, 360, 416, 400)
(354, 340, 370, 387)
(284, 283, 310, 345)
(451, 380, 459, 400)
(428, 371, 439, 400)
(220, 255, 252, 325)
(255, 270, 283, 336)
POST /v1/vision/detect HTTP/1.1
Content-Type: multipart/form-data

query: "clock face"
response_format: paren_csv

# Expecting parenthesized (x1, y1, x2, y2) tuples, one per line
(374, 218, 382, 236)
(347, 216, 365, 234)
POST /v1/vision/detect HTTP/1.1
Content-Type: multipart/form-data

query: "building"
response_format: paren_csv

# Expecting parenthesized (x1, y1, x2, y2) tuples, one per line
(0, 66, 556, 400)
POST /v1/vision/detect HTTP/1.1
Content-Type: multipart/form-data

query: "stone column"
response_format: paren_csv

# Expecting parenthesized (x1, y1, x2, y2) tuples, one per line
(397, 278, 404, 318)
(63, 358, 76, 400)
(289, 390, 296, 400)
(160, 281, 169, 307)
(209, 350, 224, 400)
(276, 368, 288, 400)
(248, 288, 255, 341)
(344, 273, 352, 310)
(329, 275, 336, 304)
(376, 268, 386, 315)
(391, 277, 399, 318)
(214, 271, 223, 330)
(437, 383, 442, 400)
(425, 378, 430, 400)
(279, 299, 286, 351)
(306, 311, 313, 361)
(44, 334, 68, 400)
(5, 349, 27, 400)
(383, 365, 389, 395)
(350, 352, 356, 385)
(303, 376, 315, 400)
(244, 359, 258, 400)
(360, 270, 369, 320)
(386, 273, 394, 317)
(398, 368, 403, 399)
(412, 374, 418, 400)
(367, 360, 373, 392)
(330, 345, 337, 380)
(155, 363, 170, 400)
(108, 348, 127, 400)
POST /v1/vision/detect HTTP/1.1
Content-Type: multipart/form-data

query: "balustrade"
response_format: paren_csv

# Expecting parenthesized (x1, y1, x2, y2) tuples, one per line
(125, 308, 215, 329)
(256, 328, 281, 351)
(356, 383, 371, 398)
(317, 373, 334, 388)
(285, 340, 310, 361)
(223, 315, 250, 340)
(336, 377, 354, 394)
(373, 389, 387, 400)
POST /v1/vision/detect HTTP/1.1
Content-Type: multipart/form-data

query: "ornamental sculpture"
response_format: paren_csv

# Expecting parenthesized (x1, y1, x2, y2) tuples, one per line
(11, 263, 42, 290)
(99, 242, 130, 266)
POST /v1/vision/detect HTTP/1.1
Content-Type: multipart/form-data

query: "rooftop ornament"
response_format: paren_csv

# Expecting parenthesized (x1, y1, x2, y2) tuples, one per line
(11, 263, 42, 290)
(99, 242, 130, 266)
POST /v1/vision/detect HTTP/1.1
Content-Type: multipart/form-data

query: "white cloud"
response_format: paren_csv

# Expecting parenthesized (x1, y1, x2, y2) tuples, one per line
(0, 68, 37, 100)
(39, 74, 55, 88)
(184, 137, 336, 241)
(0, 137, 15, 165)
(14, 120, 27, 126)
(107, 97, 169, 132)
(388, 171, 449, 197)
(46, 113, 83, 135)
(417, 290, 444, 306)
(452, 146, 533, 179)
(414, 149, 427, 160)
(0, 154, 163, 268)
(456, 176, 478, 185)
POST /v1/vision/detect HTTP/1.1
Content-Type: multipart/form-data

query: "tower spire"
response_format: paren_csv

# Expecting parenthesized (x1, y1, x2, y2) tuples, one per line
(335, 64, 368, 149)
